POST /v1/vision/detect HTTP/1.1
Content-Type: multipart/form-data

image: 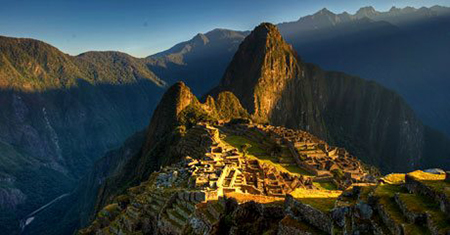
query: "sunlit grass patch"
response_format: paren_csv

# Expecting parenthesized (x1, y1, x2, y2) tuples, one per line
(407, 170, 445, 181)
(382, 173, 406, 184)
(313, 181, 338, 190)
(225, 192, 284, 204)
(223, 134, 314, 176)
(291, 188, 342, 199)
(224, 135, 266, 155)
(295, 197, 337, 212)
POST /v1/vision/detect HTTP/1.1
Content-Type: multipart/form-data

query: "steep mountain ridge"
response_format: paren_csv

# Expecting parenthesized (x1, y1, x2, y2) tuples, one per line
(0, 36, 165, 91)
(209, 23, 449, 172)
(147, 29, 248, 95)
(0, 36, 168, 234)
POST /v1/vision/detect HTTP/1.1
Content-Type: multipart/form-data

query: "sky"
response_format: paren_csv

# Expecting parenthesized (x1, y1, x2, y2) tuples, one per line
(0, 0, 449, 57)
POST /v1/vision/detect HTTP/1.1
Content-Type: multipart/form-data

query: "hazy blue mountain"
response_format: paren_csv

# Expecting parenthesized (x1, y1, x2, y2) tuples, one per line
(278, 6, 450, 137)
(147, 29, 248, 96)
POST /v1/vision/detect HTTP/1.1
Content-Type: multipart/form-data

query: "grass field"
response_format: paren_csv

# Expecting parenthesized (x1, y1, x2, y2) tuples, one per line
(223, 134, 314, 176)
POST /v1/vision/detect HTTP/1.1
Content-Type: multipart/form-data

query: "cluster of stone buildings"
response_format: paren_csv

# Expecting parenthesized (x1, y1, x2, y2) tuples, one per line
(256, 124, 368, 186)
(183, 124, 314, 198)
(155, 121, 370, 198)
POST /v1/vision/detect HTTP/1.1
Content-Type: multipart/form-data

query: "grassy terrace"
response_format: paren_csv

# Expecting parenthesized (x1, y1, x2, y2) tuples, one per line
(374, 184, 434, 234)
(407, 170, 450, 198)
(313, 181, 338, 190)
(290, 188, 341, 212)
(382, 173, 406, 184)
(280, 216, 327, 234)
(222, 134, 313, 176)
(225, 192, 285, 204)
(398, 193, 450, 233)
(296, 197, 337, 212)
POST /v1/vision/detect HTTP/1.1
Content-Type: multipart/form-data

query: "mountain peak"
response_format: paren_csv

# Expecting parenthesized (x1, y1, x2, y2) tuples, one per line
(142, 81, 196, 153)
(319, 7, 332, 13)
(253, 22, 279, 36)
(355, 6, 379, 18)
(192, 33, 209, 45)
(212, 23, 301, 121)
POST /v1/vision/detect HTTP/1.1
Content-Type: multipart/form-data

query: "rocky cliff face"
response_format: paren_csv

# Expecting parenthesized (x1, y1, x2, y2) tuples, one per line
(210, 23, 448, 172)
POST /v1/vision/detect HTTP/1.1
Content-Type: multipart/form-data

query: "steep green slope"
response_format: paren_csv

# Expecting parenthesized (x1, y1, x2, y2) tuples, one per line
(0, 36, 165, 91)
(0, 36, 168, 234)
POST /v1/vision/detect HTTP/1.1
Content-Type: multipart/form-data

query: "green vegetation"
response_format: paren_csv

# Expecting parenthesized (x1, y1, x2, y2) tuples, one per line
(224, 135, 265, 155)
(421, 180, 450, 198)
(178, 103, 217, 128)
(331, 169, 344, 179)
(398, 193, 450, 232)
(214, 92, 249, 120)
(313, 181, 337, 190)
(280, 216, 327, 234)
(223, 135, 311, 176)
(297, 197, 337, 212)
(374, 184, 433, 234)
(0, 36, 165, 91)
(374, 184, 404, 198)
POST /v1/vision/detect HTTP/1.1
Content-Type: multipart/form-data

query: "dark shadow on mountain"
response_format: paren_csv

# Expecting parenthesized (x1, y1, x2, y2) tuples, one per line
(0, 79, 165, 235)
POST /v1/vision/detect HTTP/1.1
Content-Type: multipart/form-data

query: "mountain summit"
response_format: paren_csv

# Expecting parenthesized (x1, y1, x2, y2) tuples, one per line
(209, 23, 449, 172)
(213, 23, 302, 122)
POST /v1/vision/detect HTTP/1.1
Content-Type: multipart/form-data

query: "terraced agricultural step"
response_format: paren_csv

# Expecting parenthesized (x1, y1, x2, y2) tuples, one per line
(405, 172, 450, 215)
(377, 196, 431, 235)
(152, 193, 168, 202)
(200, 205, 218, 225)
(184, 201, 196, 212)
(151, 195, 166, 207)
(174, 201, 192, 219)
(370, 211, 392, 235)
(125, 206, 140, 220)
(161, 213, 183, 233)
(167, 209, 187, 227)
(207, 203, 222, 219)
(278, 215, 327, 235)
(395, 193, 450, 235)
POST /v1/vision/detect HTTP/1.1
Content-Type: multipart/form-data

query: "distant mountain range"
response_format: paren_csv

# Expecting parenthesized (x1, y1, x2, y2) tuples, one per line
(0, 5, 449, 235)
